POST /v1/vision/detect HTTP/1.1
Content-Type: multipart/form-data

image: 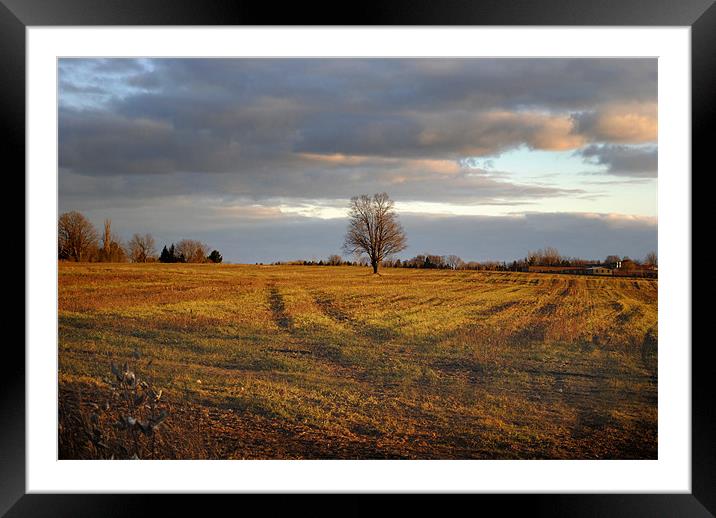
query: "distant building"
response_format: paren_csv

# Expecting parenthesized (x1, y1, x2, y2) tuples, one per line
(586, 266, 613, 276)
(524, 262, 655, 279)
(527, 265, 586, 274)
(613, 267, 657, 278)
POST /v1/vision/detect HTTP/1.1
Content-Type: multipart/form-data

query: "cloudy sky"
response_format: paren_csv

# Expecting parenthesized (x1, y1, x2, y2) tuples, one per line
(58, 58, 657, 263)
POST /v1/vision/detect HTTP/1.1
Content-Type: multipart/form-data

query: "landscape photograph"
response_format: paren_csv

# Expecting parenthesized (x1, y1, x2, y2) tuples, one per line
(57, 58, 658, 460)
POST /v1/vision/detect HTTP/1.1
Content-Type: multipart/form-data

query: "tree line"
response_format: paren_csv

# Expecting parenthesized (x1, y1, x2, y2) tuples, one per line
(58, 211, 223, 264)
(277, 250, 657, 272)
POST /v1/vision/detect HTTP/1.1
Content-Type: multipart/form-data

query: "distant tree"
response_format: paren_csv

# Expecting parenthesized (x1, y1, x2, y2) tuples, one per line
(343, 192, 407, 274)
(159, 243, 185, 263)
(544, 247, 562, 265)
(128, 233, 156, 263)
(424, 254, 445, 269)
(445, 254, 465, 270)
(208, 250, 223, 263)
(527, 247, 562, 266)
(405, 254, 426, 268)
(176, 239, 209, 263)
(159, 245, 171, 263)
(327, 254, 342, 266)
(537, 247, 560, 265)
(382, 258, 402, 268)
(620, 257, 636, 270)
(97, 219, 127, 262)
(58, 211, 99, 262)
(102, 219, 111, 258)
(104, 240, 128, 263)
(644, 251, 658, 267)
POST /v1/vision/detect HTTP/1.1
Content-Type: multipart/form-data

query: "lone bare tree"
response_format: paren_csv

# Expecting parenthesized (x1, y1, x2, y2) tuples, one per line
(58, 211, 99, 261)
(343, 192, 407, 274)
(128, 233, 156, 263)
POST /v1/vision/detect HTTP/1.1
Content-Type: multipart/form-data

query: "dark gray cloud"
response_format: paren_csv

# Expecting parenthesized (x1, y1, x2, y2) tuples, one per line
(127, 58, 657, 113)
(58, 165, 583, 208)
(59, 109, 247, 175)
(577, 144, 657, 177)
(59, 58, 657, 179)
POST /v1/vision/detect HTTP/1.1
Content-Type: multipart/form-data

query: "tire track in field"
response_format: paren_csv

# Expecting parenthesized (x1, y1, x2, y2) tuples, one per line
(311, 291, 397, 342)
(266, 284, 293, 331)
(263, 284, 361, 371)
(264, 284, 350, 365)
(265, 283, 320, 355)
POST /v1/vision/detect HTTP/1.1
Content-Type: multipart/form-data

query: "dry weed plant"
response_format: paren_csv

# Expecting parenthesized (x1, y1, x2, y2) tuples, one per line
(59, 350, 170, 459)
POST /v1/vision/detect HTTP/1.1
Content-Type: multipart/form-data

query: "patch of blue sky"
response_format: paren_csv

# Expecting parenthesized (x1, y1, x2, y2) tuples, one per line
(463, 144, 606, 178)
(517, 182, 656, 218)
(460, 145, 656, 217)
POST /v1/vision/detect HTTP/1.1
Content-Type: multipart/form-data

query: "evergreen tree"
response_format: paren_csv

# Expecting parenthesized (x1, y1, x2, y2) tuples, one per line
(159, 245, 171, 263)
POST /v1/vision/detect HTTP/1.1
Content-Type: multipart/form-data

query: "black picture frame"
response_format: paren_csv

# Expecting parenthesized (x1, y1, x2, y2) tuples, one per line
(6, 0, 713, 515)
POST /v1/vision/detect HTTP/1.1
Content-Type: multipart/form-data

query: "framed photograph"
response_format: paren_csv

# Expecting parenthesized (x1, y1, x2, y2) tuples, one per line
(8, 0, 713, 514)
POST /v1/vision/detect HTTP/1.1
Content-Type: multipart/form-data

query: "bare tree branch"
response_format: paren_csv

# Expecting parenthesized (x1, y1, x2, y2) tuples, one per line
(128, 233, 157, 263)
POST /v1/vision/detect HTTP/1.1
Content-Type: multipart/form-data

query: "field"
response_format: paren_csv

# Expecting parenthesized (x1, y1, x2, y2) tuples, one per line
(58, 263, 658, 459)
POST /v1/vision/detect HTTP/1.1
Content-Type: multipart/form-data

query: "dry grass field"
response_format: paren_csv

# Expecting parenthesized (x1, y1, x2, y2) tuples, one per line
(58, 263, 657, 459)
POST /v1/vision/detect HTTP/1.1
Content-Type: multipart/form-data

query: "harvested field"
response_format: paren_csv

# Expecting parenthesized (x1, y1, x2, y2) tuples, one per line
(58, 263, 657, 459)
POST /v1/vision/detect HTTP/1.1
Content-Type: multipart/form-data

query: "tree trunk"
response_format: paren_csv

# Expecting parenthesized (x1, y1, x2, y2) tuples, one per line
(372, 261, 378, 274)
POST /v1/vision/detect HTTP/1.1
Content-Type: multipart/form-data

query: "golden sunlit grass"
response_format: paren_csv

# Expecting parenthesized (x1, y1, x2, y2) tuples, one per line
(58, 263, 657, 459)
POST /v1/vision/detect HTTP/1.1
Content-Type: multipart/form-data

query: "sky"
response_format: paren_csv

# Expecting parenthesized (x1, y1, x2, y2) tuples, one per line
(58, 58, 657, 263)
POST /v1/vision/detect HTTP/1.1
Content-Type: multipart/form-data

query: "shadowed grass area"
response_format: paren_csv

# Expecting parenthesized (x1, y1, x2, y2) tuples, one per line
(59, 263, 657, 459)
